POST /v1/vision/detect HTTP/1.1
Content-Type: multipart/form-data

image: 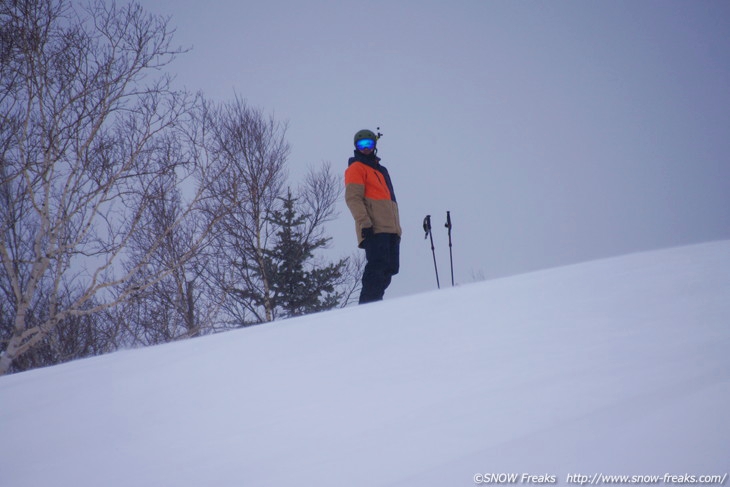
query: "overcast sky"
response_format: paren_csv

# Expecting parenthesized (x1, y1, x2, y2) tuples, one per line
(143, 0, 730, 298)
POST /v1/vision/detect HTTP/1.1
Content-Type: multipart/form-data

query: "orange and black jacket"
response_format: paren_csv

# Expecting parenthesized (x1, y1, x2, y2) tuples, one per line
(345, 151, 402, 247)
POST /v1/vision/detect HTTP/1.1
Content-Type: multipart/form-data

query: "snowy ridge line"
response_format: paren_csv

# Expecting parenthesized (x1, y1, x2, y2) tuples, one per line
(2, 240, 729, 487)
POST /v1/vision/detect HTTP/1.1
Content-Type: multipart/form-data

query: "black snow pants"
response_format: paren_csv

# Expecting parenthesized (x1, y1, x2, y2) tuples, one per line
(359, 233, 400, 304)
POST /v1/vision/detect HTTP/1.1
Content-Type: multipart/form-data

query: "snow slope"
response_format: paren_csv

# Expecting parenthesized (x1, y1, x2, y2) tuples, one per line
(1, 241, 729, 487)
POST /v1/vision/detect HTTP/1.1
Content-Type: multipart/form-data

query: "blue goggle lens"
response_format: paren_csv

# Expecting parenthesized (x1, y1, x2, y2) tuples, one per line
(356, 139, 375, 150)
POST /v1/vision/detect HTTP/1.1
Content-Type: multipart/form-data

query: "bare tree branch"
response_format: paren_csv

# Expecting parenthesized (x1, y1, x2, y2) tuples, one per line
(0, 0, 200, 374)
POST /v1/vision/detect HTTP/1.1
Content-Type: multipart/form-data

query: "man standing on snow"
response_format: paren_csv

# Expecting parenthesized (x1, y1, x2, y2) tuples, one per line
(345, 129, 402, 304)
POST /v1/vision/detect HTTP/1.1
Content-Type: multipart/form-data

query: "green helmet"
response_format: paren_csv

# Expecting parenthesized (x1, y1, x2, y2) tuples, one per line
(354, 129, 377, 146)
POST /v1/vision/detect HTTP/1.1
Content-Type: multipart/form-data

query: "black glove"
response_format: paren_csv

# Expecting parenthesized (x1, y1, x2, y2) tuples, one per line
(361, 227, 374, 241)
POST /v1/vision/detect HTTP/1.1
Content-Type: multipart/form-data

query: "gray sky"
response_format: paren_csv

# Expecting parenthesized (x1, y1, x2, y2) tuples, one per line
(144, 0, 730, 298)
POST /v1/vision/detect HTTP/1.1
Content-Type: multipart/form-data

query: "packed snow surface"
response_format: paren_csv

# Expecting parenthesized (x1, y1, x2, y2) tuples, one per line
(2, 241, 729, 487)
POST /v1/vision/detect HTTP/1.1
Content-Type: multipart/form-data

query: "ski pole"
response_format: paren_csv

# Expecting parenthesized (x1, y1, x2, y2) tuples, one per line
(445, 211, 454, 286)
(423, 215, 440, 289)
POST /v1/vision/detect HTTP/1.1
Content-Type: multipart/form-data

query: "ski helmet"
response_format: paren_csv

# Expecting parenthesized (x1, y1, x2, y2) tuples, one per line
(354, 129, 377, 147)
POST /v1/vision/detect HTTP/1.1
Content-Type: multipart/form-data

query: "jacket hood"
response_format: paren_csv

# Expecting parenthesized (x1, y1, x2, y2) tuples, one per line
(348, 150, 380, 167)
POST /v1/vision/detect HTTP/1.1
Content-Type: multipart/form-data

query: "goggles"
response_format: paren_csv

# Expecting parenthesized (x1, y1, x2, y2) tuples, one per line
(355, 138, 376, 151)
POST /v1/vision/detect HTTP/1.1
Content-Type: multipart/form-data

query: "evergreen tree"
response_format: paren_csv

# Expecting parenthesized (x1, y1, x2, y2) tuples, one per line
(265, 190, 346, 318)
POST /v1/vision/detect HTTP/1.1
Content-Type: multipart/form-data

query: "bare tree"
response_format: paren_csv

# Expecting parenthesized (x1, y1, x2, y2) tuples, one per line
(2, 290, 118, 371)
(201, 99, 359, 325)
(337, 252, 366, 307)
(0, 0, 219, 374)
(202, 97, 289, 325)
(111, 157, 223, 347)
(284, 163, 366, 313)
(298, 164, 342, 242)
(298, 164, 364, 309)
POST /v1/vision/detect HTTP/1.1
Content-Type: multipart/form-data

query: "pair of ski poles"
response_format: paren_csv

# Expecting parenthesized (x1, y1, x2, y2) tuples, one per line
(423, 211, 454, 289)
